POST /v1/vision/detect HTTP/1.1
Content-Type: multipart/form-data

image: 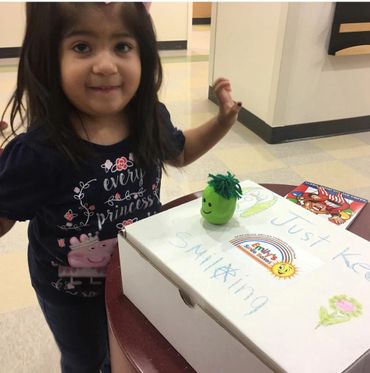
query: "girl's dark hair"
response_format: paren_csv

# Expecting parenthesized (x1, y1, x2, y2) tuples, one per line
(1, 2, 181, 169)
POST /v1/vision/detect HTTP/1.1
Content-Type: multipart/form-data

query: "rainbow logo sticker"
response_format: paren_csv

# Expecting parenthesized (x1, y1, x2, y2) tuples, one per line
(230, 233, 297, 279)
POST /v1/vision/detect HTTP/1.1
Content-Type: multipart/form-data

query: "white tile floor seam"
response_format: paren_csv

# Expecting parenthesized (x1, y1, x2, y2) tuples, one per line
(1, 25, 370, 372)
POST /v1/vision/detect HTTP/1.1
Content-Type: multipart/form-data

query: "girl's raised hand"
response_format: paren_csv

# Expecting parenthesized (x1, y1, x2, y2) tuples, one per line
(213, 78, 241, 129)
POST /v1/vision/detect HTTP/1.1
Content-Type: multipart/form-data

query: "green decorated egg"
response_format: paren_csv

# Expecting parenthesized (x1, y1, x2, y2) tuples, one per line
(201, 172, 242, 225)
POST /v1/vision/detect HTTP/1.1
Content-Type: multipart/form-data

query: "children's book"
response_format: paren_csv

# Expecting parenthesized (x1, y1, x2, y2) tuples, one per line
(285, 181, 368, 229)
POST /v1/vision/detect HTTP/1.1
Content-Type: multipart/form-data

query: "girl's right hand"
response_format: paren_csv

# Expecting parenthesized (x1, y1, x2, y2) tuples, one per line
(213, 78, 241, 130)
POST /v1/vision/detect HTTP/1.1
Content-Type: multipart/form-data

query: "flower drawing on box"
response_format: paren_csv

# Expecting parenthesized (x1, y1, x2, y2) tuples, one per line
(316, 295, 362, 328)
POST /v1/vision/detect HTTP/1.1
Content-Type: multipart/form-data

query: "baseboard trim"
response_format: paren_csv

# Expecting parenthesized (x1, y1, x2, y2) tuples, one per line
(208, 86, 370, 143)
(157, 40, 187, 50)
(192, 17, 211, 25)
(0, 47, 21, 59)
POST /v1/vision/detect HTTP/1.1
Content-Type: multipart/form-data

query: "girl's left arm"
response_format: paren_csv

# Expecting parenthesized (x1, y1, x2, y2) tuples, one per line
(172, 78, 241, 167)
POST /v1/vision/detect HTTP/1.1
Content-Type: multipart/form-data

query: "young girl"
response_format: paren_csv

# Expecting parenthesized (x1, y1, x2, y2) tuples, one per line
(0, 3, 241, 373)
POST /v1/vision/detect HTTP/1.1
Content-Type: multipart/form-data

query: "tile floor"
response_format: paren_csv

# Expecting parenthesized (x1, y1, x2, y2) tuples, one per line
(0, 24, 370, 372)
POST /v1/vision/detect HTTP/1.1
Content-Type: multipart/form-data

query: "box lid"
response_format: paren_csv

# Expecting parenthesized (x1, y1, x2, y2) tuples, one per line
(123, 180, 370, 373)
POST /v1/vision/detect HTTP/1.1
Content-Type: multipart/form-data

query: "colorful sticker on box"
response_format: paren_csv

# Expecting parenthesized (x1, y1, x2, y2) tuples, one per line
(230, 233, 297, 279)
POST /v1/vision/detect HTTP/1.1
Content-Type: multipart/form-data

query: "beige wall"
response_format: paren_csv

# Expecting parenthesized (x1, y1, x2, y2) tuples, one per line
(0, 3, 25, 48)
(151, 3, 191, 42)
(0, 2, 191, 48)
(210, 3, 288, 125)
(210, 2, 370, 128)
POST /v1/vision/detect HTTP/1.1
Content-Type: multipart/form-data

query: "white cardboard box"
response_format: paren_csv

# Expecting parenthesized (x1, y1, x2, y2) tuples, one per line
(118, 180, 370, 373)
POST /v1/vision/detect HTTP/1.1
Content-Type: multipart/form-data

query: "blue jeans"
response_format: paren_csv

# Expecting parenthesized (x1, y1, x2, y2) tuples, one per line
(36, 294, 111, 373)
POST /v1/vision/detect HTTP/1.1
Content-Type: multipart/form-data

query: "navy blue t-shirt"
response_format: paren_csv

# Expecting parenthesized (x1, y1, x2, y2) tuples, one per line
(0, 104, 185, 304)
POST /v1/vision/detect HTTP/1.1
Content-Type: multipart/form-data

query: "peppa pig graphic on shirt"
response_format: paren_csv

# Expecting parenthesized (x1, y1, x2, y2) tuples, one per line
(67, 233, 117, 268)
(54, 233, 118, 295)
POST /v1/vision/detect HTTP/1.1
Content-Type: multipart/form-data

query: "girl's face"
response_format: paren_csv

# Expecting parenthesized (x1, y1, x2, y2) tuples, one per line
(59, 5, 141, 122)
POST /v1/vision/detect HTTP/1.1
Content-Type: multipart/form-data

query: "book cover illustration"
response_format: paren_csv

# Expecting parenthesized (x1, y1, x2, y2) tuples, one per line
(285, 181, 368, 229)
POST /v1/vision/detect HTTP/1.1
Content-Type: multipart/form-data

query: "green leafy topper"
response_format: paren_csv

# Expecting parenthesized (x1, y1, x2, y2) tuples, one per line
(207, 172, 242, 200)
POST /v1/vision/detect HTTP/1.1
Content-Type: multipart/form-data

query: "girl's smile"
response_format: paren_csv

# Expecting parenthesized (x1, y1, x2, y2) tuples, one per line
(88, 85, 123, 94)
(89, 85, 121, 91)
